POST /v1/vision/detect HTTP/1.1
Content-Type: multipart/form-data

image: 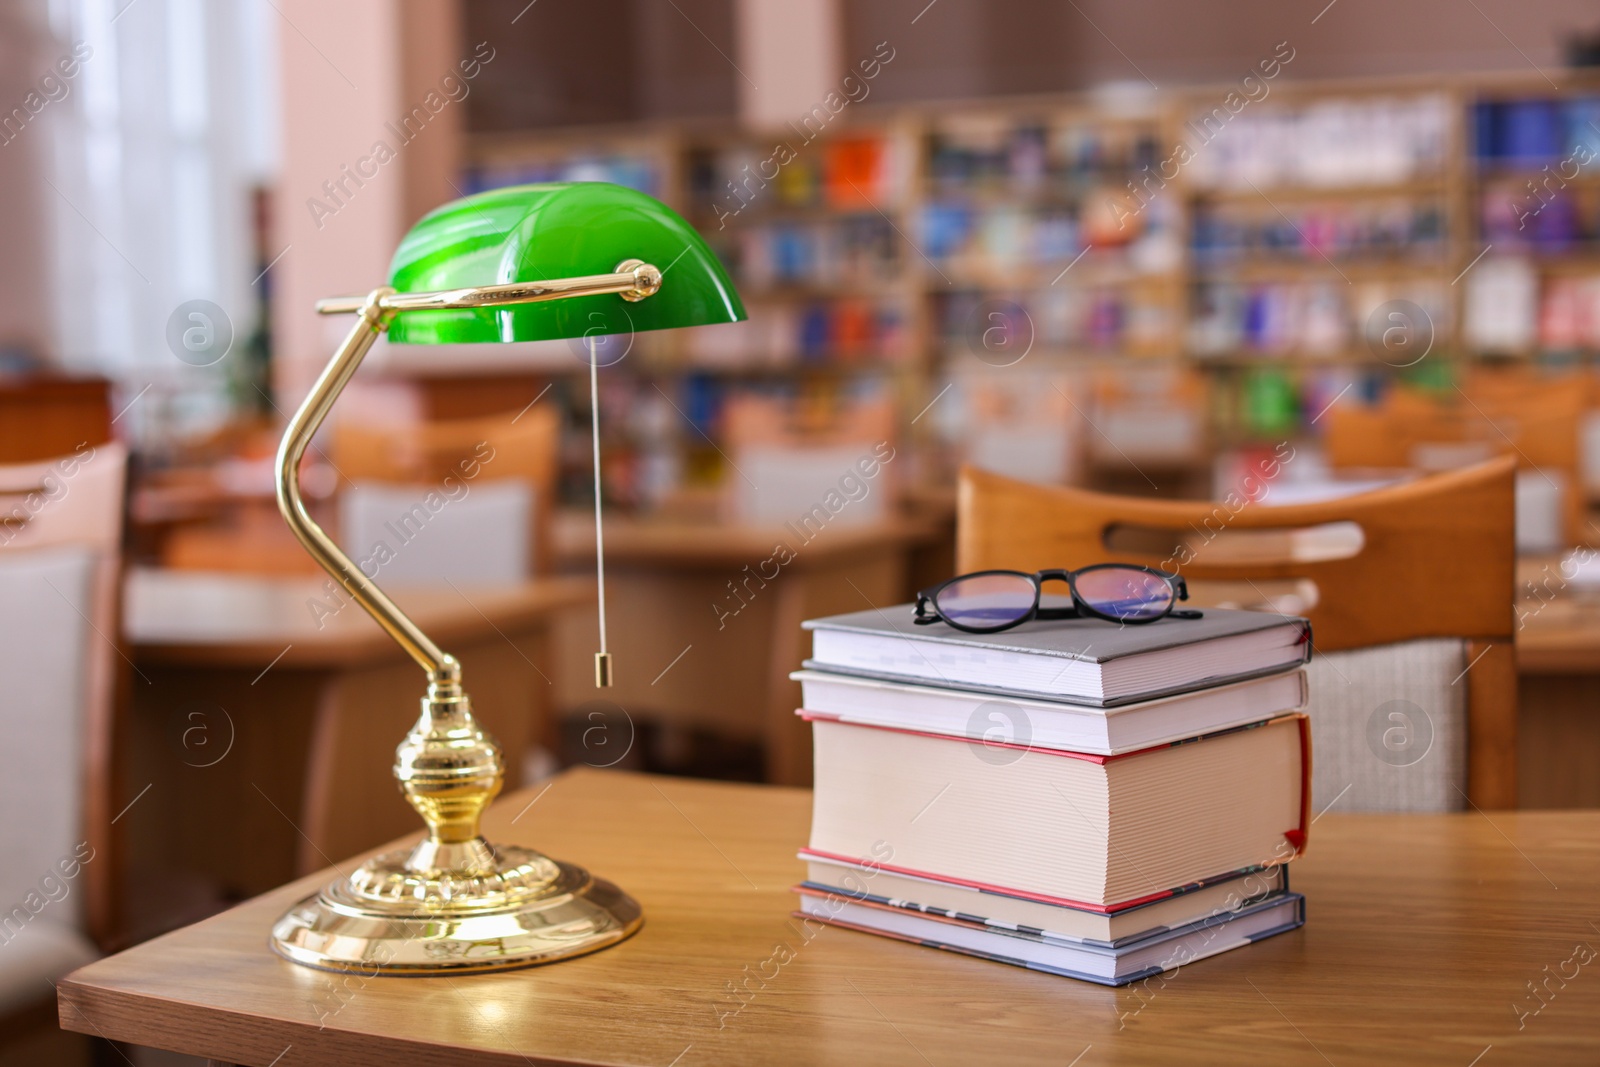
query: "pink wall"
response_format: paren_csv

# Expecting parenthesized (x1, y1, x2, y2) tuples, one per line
(846, 0, 1599, 100)
(0, 7, 56, 361)
(271, 0, 461, 407)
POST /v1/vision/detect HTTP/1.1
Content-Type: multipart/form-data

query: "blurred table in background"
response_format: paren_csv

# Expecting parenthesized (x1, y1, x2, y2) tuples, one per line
(119, 567, 587, 939)
(128, 436, 338, 573)
(1514, 554, 1600, 809)
(551, 510, 945, 786)
(0, 374, 111, 462)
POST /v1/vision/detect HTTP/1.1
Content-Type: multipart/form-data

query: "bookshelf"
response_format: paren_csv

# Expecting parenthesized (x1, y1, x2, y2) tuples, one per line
(1463, 74, 1600, 361)
(456, 70, 1600, 502)
(1173, 78, 1467, 447)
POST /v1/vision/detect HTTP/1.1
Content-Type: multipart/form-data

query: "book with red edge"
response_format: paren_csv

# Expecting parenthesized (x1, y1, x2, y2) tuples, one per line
(794, 884, 1307, 986)
(797, 850, 1291, 947)
(806, 713, 1310, 912)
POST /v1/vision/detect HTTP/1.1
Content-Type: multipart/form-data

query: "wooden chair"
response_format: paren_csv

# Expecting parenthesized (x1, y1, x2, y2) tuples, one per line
(148, 422, 330, 576)
(1084, 365, 1210, 496)
(0, 375, 112, 463)
(721, 391, 897, 526)
(947, 367, 1084, 487)
(1324, 381, 1583, 547)
(957, 457, 1518, 810)
(333, 406, 561, 577)
(0, 444, 128, 1037)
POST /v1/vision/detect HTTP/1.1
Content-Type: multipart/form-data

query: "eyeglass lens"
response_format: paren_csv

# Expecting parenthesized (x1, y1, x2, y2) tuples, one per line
(1074, 567, 1175, 622)
(932, 572, 1037, 630)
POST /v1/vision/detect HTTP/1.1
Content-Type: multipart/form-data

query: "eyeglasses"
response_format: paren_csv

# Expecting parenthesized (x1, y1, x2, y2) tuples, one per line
(913, 564, 1201, 634)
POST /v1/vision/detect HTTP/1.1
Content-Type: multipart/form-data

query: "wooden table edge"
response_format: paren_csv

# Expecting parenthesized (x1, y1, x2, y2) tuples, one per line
(54, 769, 790, 1066)
(552, 515, 945, 569)
(129, 579, 593, 669)
(1514, 645, 1600, 673)
(56, 976, 567, 1067)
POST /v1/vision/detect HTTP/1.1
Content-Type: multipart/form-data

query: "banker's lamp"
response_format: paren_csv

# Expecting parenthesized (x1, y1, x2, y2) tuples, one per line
(269, 183, 744, 974)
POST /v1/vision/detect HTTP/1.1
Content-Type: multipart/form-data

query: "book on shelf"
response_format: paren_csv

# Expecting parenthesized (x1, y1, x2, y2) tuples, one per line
(796, 885, 1306, 987)
(791, 665, 1307, 755)
(806, 713, 1309, 911)
(801, 602, 1310, 706)
(799, 851, 1289, 947)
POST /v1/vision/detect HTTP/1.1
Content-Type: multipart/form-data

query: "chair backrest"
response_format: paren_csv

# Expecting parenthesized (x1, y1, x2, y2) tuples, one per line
(722, 391, 896, 451)
(0, 443, 127, 948)
(339, 479, 534, 586)
(334, 407, 559, 575)
(957, 457, 1518, 810)
(1324, 382, 1583, 546)
(1087, 364, 1208, 467)
(722, 392, 898, 526)
(950, 367, 1084, 486)
(729, 444, 893, 528)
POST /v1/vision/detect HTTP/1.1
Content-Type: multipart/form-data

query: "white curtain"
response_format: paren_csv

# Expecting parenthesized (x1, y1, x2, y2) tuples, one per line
(43, 0, 278, 447)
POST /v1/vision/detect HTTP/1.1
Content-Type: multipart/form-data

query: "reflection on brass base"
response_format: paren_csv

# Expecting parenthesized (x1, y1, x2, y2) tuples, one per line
(270, 842, 642, 975)
(265, 672, 643, 976)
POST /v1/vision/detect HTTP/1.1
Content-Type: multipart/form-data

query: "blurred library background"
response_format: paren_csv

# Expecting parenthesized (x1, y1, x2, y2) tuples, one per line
(8, 0, 1600, 986)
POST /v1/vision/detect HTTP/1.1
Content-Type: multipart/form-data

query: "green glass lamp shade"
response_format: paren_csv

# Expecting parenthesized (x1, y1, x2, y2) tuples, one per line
(386, 182, 744, 344)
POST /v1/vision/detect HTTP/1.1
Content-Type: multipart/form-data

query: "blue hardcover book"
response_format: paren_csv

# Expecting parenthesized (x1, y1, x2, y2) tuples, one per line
(1472, 102, 1501, 161)
(1504, 99, 1563, 162)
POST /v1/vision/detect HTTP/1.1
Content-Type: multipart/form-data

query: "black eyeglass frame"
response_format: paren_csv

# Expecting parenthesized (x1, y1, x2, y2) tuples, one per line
(913, 564, 1200, 634)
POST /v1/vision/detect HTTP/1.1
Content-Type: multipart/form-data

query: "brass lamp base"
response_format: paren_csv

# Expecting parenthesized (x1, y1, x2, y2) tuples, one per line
(267, 666, 641, 976)
(270, 844, 642, 975)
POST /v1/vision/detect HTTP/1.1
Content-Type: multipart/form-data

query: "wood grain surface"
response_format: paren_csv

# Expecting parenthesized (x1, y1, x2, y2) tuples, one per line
(60, 768, 1600, 1066)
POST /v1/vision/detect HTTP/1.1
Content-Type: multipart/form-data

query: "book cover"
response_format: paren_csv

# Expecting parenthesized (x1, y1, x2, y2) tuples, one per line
(803, 601, 1307, 663)
(803, 600, 1311, 705)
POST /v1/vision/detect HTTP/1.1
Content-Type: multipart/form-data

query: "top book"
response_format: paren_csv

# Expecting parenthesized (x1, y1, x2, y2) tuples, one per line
(803, 601, 1310, 706)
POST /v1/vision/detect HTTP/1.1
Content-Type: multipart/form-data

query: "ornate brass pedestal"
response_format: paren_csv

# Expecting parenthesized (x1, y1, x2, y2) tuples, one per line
(266, 281, 653, 975)
(269, 664, 641, 974)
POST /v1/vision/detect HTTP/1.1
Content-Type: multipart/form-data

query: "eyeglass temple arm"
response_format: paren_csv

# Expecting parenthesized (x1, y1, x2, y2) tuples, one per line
(279, 262, 663, 686)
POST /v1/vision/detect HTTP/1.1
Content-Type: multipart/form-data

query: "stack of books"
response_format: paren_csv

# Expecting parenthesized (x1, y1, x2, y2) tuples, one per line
(792, 602, 1313, 986)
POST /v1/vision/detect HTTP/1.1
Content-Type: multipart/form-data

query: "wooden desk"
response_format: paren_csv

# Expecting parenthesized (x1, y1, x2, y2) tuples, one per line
(61, 769, 1600, 1065)
(552, 512, 942, 784)
(120, 569, 589, 937)
(1516, 599, 1600, 674)
(1513, 556, 1600, 808)
(0, 374, 111, 462)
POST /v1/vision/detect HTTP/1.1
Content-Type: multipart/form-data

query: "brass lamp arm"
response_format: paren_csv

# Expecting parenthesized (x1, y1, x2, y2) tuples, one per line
(276, 261, 664, 684)
(275, 289, 456, 680)
(314, 260, 662, 316)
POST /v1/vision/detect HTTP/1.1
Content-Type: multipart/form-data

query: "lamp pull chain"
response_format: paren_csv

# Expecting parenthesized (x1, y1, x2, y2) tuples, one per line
(590, 335, 612, 688)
